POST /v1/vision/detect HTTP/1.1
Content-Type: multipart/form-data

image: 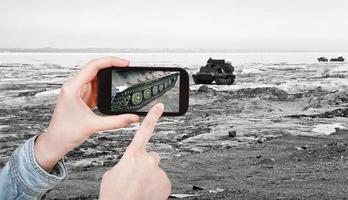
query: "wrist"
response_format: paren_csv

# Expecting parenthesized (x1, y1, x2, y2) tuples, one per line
(34, 132, 70, 172)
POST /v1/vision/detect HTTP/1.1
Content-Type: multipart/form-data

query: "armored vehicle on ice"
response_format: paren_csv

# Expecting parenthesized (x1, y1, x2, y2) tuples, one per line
(330, 56, 345, 62)
(317, 57, 328, 62)
(111, 71, 179, 112)
(192, 58, 235, 85)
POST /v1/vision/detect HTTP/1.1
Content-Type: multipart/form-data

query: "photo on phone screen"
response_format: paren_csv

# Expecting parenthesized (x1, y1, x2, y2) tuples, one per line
(111, 69, 180, 113)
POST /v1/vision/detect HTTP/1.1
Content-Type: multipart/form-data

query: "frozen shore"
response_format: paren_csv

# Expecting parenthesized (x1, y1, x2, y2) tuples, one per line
(0, 61, 347, 199)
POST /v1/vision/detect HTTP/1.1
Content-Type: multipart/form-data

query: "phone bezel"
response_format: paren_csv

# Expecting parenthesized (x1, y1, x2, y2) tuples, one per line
(97, 66, 189, 116)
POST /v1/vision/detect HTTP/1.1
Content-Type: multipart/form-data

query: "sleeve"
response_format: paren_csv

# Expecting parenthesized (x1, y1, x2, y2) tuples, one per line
(0, 135, 68, 199)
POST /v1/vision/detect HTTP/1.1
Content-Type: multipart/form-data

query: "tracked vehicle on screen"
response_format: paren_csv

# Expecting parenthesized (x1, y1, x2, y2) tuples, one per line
(192, 58, 236, 85)
(111, 71, 179, 112)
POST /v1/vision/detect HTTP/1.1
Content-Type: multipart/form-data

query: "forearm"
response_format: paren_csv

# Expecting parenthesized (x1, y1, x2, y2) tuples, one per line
(0, 135, 68, 199)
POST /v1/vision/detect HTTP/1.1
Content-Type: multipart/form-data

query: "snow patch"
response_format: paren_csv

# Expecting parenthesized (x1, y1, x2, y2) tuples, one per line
(312, 123, 346, 135)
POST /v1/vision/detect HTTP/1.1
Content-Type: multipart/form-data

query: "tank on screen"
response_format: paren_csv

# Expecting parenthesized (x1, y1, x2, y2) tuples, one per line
(111, 70, 179, 112)
(192, 58, 236, 85)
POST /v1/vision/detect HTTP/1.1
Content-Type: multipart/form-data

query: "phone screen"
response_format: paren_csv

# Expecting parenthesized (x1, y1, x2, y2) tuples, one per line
(111, 69, 180, 113)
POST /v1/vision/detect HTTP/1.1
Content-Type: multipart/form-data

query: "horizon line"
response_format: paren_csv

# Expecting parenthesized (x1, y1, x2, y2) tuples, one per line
(1, 47, 348, 53)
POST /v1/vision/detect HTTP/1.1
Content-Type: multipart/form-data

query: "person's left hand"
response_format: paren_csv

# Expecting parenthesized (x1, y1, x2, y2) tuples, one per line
(34, 57, 140, 171)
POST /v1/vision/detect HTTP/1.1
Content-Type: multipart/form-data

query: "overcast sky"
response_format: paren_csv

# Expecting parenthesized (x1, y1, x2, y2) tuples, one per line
(1, 0, 348, 51)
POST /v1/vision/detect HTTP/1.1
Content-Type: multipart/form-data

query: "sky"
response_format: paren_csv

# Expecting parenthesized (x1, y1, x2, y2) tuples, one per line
(1, 0, 348, 51)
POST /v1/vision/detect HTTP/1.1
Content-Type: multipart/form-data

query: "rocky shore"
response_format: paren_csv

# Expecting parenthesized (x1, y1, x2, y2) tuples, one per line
(0, 62, 347, 199)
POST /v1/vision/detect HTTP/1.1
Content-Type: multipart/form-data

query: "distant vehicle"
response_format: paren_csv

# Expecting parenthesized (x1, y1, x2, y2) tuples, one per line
(330, 56, 345, 62)
(192, 58, 236, 85)
(317, 57, 328, 62)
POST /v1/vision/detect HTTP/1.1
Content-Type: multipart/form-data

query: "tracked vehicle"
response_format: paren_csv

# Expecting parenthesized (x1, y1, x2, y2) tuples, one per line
(111, 71, 179, 112)
(318, 57, 328, 62)
(192, 58, 235, 85)
(330, 56, 345, 62)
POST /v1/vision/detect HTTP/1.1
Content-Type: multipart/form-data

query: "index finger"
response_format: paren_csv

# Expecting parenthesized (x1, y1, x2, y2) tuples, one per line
(129, 103, 164, 149)
(74, 56, 129, 85)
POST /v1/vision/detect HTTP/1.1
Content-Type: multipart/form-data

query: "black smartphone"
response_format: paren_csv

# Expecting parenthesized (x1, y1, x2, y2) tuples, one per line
(97, 66, 189, 116)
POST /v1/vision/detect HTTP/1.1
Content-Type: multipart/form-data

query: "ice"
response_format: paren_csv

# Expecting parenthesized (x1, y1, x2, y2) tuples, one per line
(35, 89, 61, 97)
(1, 52, 348, 136)
(0, 125, 10, 130)
(312, 123, 346, 135)
(240, 68, 264, 74)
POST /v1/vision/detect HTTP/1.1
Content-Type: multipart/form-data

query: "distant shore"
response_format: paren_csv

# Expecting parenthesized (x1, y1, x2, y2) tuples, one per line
(1, 48, 348, 53)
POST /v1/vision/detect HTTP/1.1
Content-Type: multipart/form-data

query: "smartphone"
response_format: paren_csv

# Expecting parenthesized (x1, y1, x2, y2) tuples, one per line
(97, 66, 189, 116)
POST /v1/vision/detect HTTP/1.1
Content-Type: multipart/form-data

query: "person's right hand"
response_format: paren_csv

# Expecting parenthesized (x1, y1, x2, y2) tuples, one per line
(99, 103, 171, 200)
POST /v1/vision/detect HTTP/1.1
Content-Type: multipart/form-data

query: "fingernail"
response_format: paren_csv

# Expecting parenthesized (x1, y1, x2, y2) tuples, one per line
(126, 114, 139, 123)
(130, 114, 140, 122)
(156, 103, 164, 111)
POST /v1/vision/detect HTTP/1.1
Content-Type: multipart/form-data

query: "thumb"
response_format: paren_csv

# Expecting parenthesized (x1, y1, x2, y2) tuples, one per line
(91, 114, 140, 132)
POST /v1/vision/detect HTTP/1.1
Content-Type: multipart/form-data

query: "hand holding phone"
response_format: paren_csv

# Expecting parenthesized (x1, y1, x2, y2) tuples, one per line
(98, 66, 189, 116)
(34, 57, 140, 172)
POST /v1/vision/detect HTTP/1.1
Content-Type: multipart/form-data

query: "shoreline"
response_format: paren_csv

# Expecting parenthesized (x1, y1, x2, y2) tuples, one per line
(0, 61, 347, 199)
